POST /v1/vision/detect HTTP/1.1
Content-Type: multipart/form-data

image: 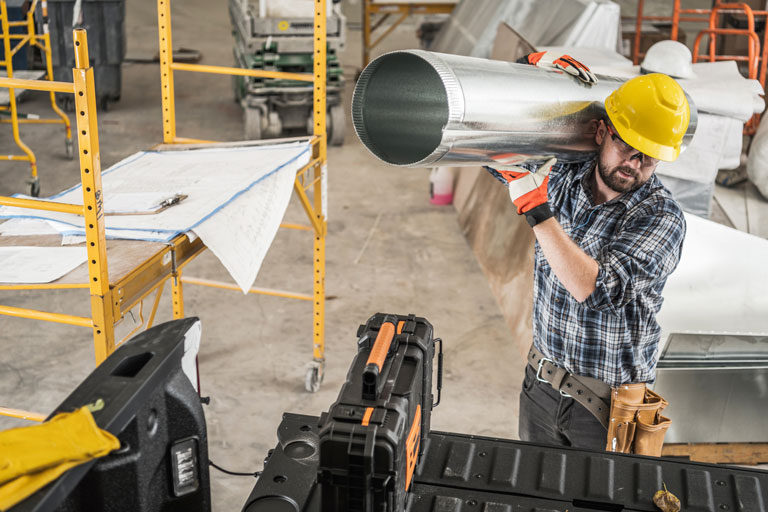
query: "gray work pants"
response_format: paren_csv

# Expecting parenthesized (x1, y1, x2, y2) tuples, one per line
(518, 364, 607, 451)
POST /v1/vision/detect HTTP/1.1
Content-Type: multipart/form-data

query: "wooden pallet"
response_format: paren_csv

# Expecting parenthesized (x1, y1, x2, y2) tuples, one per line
(662, 443, 768, 465)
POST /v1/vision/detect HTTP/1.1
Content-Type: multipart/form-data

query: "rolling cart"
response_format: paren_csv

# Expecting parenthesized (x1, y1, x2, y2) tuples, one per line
(229, 0, 346, 145)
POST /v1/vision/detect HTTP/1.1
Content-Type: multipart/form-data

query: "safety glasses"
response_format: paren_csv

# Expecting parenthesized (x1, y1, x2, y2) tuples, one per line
(605, 122, 659, 168)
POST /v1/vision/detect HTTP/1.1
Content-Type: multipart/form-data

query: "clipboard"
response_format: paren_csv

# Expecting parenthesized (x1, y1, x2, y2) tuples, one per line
(106, 194, 188, 216)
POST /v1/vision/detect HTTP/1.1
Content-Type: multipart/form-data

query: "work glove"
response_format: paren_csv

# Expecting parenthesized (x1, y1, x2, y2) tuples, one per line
(0, 407, 120, 510)
(485, 158, 557, 226)
(525, 51, 598, 85)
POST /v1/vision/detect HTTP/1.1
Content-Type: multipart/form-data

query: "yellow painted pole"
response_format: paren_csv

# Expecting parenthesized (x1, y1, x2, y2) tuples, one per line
(172, 136, 215, 144)
(280, 222, 312, 231)
(0, 195, 83, 215)
(25, 0, 37, 46)
(146, 280, 166, 329)
(363, 0, 372, 67)
(157, 0, 176, 143)
(0, 78, 75, 94)
(172, 269, 184, 319)
(1, 1, 37, 181)
(312, 0, 328, 364)
(0, 155, 33, 161)
(293, 177, 323, 236)
(8, 35, 30, 57)
(182, 276, 314, 301)
(72, 29, 115, 364)
(0, 407, 46, 422)
(0, 76, 74, 93)
(0, 118, 72, 125)
(0, 304, 93, 327)
(170, 62, 314, 82)
(0, 283, 90, 290)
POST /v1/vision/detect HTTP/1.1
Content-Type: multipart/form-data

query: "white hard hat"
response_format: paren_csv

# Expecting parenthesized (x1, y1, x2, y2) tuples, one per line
(640, 40, 697, 80)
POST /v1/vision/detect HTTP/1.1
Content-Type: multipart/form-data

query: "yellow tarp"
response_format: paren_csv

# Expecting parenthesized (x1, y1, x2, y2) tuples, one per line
(0, 406, 119, 511)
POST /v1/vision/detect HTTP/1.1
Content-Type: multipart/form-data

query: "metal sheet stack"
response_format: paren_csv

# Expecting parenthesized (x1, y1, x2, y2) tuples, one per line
(430, 0, 621, 58)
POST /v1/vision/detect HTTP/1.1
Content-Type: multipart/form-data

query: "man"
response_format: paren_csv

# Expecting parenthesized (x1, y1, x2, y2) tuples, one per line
(488, 53, 689, 451)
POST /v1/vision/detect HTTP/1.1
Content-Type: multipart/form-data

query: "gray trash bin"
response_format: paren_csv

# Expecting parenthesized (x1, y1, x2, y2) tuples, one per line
(48, 0, 125, 110)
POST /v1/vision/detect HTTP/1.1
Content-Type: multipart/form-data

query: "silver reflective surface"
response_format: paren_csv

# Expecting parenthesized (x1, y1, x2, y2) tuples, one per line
(654, 367, 768, 443)
(352, 50, 698, 168)
(655, 331, 768, 443)
(660, 332, 768, 363)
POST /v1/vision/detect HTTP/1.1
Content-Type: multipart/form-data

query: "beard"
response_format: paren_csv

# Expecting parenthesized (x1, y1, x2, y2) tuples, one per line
(597, 156, 645, 194)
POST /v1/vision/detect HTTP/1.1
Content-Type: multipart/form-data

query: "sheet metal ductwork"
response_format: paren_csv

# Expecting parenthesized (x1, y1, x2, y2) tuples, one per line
(352, 50, 697, 167)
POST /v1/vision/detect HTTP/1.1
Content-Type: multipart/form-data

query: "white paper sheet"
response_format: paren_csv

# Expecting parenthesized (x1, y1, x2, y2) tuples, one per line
(0, 142, 311, 292)
(0, 216, 172, 243)
(0, 246, 87, 283)
(0, 218, 60, 236)
(191, 160, 297, 293)
(0, 142, 311, 242)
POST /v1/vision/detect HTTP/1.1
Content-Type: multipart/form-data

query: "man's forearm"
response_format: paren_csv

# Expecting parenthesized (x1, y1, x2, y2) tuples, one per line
(532, 217, 598, 302)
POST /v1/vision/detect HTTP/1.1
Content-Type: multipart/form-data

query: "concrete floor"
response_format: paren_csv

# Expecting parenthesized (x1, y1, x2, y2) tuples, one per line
(0, 1, 521, 509)
(6, 2, 767, 508)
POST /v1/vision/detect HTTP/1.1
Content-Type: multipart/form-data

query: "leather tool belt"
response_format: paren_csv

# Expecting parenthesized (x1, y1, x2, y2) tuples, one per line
(526, 346, 611, 429)
(527, 345, 671, 456)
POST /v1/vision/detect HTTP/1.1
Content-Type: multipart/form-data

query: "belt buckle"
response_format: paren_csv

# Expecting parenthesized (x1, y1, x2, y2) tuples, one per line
(535, 357, 553, 383)
(535, 357, 572, 398)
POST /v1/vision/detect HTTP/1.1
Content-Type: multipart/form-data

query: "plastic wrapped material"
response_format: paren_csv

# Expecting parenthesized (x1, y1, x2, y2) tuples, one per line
(747, 113, 768, 200)
(431, 0, 621, 58)
(658, 212, 768, 343)
(655, 113, 744, 216)
(549, 48, 764, 123)
(262, 0, 332, 18)
(656, 175, 714, 218)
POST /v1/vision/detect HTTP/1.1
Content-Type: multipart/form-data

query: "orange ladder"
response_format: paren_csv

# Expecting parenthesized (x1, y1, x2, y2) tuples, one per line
(632, 0, 767, 133)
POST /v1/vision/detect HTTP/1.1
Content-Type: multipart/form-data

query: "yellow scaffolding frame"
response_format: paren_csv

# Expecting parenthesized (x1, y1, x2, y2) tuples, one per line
(0, 0, 73, 197)
(155, 0, 328, 393)
(362, 0, 455, 67)
(0, 0, 330, 423)
(0, 28, 113, 421)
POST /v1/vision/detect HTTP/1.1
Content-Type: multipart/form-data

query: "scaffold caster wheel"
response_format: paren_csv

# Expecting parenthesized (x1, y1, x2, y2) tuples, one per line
(27, 177, 40, 197)
(265, 111, 282, 138)
(244, 107, 262, 140)
(305, 360, 324, 393)
(65, 139, 74, 160)
(328, 104, 345, 146)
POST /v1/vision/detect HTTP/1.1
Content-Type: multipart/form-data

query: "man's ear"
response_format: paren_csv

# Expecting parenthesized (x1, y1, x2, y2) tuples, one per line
(595, 119, 606, 145)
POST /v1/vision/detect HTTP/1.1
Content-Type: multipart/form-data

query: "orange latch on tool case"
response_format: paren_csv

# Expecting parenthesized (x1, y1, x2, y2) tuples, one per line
(405, 404, 422, 491)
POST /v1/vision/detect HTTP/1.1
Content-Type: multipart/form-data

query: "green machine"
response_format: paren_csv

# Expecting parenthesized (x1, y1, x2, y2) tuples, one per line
(229, 0, 346, 145)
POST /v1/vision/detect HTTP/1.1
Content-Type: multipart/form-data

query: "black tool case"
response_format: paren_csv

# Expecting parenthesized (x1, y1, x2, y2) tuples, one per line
(317, 313, 439, 512)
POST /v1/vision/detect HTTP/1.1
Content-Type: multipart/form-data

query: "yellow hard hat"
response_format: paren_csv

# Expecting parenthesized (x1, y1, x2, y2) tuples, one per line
(604, 73, 690, 162)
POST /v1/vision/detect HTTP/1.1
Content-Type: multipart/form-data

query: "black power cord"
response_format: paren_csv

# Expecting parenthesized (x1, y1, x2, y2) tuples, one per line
(209, 459, 261, 478)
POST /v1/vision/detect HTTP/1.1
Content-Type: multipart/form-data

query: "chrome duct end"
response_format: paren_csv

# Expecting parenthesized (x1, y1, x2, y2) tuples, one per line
(352, 50, 465, 167)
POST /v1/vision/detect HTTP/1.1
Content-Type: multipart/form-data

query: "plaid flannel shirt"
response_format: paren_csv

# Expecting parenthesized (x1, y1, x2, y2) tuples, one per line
(529, 159, 686, 387)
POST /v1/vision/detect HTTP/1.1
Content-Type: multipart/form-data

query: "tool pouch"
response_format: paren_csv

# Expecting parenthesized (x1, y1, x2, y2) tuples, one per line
(606, 384, 670, 457)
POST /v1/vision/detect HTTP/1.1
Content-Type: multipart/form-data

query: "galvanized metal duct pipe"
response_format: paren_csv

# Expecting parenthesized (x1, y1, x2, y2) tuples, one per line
(352, 50, 697, 167)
